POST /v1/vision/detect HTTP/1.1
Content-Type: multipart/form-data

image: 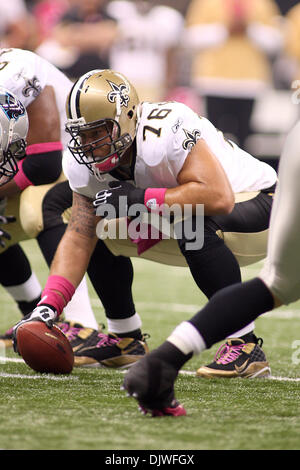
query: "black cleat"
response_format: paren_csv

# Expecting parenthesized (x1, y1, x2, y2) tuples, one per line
(73, 331, 149, 368)
(196, 337, 271, 378)
(123, 353, 186, 417)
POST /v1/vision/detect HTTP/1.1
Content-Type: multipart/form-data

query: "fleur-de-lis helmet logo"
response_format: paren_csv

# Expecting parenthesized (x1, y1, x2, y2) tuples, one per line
(107, 80, 130, 107)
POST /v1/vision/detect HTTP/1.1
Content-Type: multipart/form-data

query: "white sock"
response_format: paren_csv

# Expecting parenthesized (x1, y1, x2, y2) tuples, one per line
(167, 321, 207, 355)
(227, 322, 255, 339)
(4, 272, 41, 301)
(107, 313, 142, 335)
(63, 276, 98, 330)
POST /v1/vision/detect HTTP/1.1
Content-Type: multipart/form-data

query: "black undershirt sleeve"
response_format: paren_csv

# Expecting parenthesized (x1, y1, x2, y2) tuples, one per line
(21, 149, 63, 186)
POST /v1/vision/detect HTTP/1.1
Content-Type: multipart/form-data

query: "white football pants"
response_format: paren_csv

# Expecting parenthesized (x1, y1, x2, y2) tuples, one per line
(259, 120, 300, 304)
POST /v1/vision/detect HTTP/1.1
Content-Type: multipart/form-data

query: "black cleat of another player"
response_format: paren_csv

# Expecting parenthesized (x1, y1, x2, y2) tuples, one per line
(122, 353, 186, 417)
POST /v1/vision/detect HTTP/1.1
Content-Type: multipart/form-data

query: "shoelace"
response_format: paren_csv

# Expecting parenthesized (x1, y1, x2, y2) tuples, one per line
(214, 342, 245, 365)
(96, 333, 120, 348)
(66, 326, 83, 341)
(57, 322, 70, 334)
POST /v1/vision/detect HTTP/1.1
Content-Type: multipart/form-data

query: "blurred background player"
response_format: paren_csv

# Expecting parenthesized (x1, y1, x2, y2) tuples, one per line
(106, 0, 184, 102)
(35, 0, 119, 81)
(30, 0, 70, 48)
(33, 0, 191, 105)
(0, 0, 35, 50)
(283, 2, 300, 89)
(12, 69, 277, 375)
(0, 48, 100, 349)
(183, 0, 283, 151)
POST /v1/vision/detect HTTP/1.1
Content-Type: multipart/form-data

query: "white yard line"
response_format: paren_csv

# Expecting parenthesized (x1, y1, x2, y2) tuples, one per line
(91, 298, 300, 318)
(0, 357, 300, 382)
(0, 371, 78, 381)
(267, 376, 300, 382)
(0, 356, 24, 363)
(90, 298, 200, 313)
(140, 303, 300, 319)
(0, 357, 78, 380)
(177, 370, 300, 382)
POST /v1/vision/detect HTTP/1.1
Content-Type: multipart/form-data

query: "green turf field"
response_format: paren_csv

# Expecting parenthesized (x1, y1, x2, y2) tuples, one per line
(0, 240, 300, 451)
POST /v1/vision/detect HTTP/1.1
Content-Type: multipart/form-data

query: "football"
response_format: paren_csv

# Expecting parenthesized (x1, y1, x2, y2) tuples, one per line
(16, 321, 74, 374)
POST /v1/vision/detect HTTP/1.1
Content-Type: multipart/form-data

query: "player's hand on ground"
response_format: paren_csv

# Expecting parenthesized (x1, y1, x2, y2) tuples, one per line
(12, 305, 58, 354)
(0, 215, 16, 248)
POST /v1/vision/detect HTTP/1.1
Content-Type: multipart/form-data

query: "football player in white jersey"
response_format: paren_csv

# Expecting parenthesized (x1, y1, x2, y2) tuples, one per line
(123, 120, 300, 417)
(106, 0, 184, 101)
(12, 70, 278, 381)
(0, 48, 100, 349)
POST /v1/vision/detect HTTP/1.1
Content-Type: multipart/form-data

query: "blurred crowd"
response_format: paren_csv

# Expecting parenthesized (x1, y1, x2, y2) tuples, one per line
(2, 0, 300, 166)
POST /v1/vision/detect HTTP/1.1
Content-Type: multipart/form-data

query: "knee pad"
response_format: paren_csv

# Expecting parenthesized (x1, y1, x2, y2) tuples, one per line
(216, 229, 268, 267)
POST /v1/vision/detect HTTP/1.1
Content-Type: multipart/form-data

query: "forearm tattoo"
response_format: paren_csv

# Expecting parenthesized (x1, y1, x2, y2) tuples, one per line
(67, 192, 97, 239)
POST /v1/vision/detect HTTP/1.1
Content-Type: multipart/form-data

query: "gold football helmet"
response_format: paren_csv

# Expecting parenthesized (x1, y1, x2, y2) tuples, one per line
(66, 69, 139, 176)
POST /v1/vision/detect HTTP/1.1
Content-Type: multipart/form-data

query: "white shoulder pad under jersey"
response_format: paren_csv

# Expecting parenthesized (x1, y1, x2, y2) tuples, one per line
(135, 101, 201, 188)
(0, 48, 73, 148)
(135, 101, 277, 192)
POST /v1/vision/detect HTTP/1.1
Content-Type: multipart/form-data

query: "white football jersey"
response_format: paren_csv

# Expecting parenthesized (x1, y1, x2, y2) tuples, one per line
(63, 101, 277, 198)
(0, 48, 73, 148)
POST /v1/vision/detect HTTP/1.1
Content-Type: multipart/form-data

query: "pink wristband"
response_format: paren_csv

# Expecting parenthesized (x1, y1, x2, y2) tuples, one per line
(14, 159, 33, 190)
(144, 188, 167, 213)
(38, 275, 76, 316)
(26, 141, 63, 155)
(38, 290, 65, 315)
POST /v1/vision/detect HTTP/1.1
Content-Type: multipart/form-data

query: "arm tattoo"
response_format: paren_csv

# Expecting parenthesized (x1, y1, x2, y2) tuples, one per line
(67, 191, 97, 239)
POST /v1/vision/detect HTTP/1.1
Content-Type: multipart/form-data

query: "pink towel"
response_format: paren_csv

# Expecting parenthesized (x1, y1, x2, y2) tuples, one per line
(127, 219, 163, 255)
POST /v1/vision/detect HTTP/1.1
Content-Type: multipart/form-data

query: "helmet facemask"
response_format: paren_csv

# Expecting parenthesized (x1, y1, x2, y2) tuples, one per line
(67, 116, 132, 176)
(0, 138, 26, 186)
